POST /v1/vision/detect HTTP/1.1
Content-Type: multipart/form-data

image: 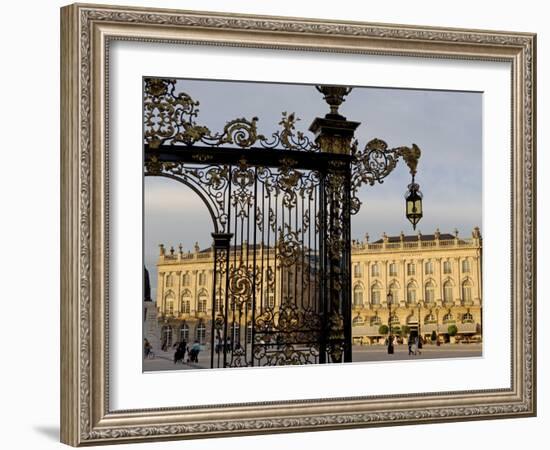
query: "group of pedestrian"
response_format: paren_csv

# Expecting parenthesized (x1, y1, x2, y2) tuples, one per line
(386, 334, 423, 356)
(407, 334, 423, 356)
(173, 340, 202, 364)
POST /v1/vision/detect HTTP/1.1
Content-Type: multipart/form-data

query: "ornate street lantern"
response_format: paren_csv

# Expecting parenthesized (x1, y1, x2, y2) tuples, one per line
(405, 180, 423, 230)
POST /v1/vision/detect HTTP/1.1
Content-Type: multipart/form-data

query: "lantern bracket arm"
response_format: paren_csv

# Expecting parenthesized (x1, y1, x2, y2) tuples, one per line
(350, 138, 422, 215)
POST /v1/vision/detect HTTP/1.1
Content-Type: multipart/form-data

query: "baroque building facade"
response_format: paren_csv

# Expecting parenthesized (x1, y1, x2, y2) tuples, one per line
(152, 241, 314, 349)
(151, 228, 482, 348)
(349, 228, 482, 344)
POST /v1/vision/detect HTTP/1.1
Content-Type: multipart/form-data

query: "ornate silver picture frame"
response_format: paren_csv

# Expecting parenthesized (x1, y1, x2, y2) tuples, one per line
(60, 3, 536, 446)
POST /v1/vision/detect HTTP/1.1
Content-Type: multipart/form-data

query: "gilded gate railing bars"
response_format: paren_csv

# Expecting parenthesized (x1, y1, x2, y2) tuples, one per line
(143, 78, 422, 367)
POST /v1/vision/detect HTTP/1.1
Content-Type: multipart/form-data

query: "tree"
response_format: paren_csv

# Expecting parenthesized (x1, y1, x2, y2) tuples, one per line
(379, 324, 389, 335)
(401, 325, 410, 336)
(447, 324, 458, 336)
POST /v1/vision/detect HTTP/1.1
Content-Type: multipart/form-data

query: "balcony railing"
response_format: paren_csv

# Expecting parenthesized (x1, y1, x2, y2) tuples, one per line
(351, 238, 477, 253)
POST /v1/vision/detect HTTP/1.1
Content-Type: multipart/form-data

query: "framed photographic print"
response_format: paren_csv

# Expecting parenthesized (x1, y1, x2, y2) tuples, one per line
(60, 3, 536, 446)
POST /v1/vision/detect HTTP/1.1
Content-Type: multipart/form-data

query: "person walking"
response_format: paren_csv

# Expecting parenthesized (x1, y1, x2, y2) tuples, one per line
(415, 335, 422, 355)
(190, 340, 201, 363)
(387, 334, 394, 355)
(143, 338, 152, 358)
(174, 340, 187, 364)
(408, 335, 413, 355)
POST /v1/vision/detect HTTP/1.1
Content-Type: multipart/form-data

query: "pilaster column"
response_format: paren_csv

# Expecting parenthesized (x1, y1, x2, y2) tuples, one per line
(419, 258, 424, 302)
(192, 269, 198, 314)
(366, 260, 371, 307)
(402, 258, 406, 306)
(475, 250, 482, 305)
(454, 256, 461, 305)
(175, 271, 181, 315)
(436, 257, 443, 304)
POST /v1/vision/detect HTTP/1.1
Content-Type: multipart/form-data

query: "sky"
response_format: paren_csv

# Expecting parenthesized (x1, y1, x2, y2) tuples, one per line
(144, 78, 482, 300)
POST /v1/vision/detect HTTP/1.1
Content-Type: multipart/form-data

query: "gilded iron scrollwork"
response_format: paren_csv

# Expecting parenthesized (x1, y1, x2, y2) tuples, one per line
(144, 78, 319, 151)
(228, 263, 254, 309)
(144, 158, 231, 233)
(144, 79, 421, 369)
(259, 112, 320, 152)
(253, 300, 322, 366)
(350, 138, 422, 215)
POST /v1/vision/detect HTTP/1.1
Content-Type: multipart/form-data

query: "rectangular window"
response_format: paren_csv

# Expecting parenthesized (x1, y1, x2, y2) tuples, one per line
(198, 272, 206, 285)
(407, 263, 416, 276)
(371, 264, 379, 277)
(425, 261, 433, 275)
(182, 273, 190, 286)
(389, 263, 397, 276)
(166, 273, 173, 287)
(354, 264, 362, 278)
(443, 261, 452, 274)
(198, 299, 207, 313)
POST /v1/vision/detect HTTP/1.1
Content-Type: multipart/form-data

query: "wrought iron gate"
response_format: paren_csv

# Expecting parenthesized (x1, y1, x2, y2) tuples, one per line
(144, 78, 420, 368)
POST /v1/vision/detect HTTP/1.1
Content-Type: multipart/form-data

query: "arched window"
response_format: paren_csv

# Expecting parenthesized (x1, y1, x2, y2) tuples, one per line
(424, 312, 436, 324)
(371, 263, 379, 277)
(406, 281, 417, 304)
(462, 279, 473, 303)
(389, 281, 399, 303)
(407, 313, 418, 325)
(370, 282, 381, 305)
(197, 290, 208, 313)
(425, 281, 435, 303)
(425, 261, 434, 275)
(181, 290, 191, 314)
(443, 260, 452, 274)
(196, 322, 206, 344)
(443, 311, 455, 323)
(389, 314, 400, 325)
(161, 325, 173, 347)
(389, 262, 397, 276)
(180, 323, 189, 342)
(461, 259, 471, 273)
(443, 280, 453, 303)
(370, 315, 382, 326)
(462, 312, 474, 323)
(164, 292, 175, 315)
(352, 316, 365, 326)
(353, 285, 364, 306)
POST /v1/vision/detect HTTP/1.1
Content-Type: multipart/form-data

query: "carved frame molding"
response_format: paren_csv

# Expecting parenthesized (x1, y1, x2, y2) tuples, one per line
(60, 3, 536, 446)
